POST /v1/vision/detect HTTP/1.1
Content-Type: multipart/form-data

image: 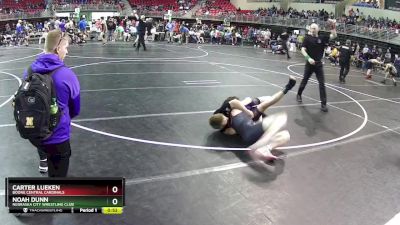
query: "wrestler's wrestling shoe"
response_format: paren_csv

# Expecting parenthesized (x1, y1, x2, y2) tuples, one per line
(296, 94, 302, 103)
(321, 104, 328, 112)
(283, 76, 296, 94)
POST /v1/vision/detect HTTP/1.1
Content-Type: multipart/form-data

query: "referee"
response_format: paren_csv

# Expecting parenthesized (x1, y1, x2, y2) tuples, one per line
(296, 22, 337, 112)
(280, 31, 290, 59)
(339, 39, 352, 83)
(135, 15, 146, 51)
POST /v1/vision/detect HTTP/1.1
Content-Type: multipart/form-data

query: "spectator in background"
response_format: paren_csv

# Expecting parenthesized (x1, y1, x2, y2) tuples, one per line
(231, 26, 237, 45)
(78, 16, 87, 34)
(297, 34, 304, 49)
(329, 45, 339, 66)
(54, 17, 60, 30)
(371, 45, 378, 58)
(384, 49, 392, 64)
(15, 20, 24, 46)
(354, 42, 360, 55)
(39, 28, 48, 45)
(5, 23, 11, 34)
(59, 19, 66, 33)
(180, 23, 189, 44)
(48, 18, 55, 30)
(106, 17, 116, 42)
(362, 44, 369, 54)
(166, 20, 175, 43)
(100, 16, 107, 45)
(145, 18, 154, 41)
(394, 54, 400, 76)
(196, 30, 205, 44)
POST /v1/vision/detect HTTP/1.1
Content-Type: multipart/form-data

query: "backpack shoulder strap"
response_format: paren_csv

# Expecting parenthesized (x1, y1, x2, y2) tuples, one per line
(26, 66, 34, 80)
(47, 66, 64, 99)
(27, 66, 33, 75)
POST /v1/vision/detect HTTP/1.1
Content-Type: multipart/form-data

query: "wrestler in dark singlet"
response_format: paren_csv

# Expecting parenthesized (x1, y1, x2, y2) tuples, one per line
(231, 113, 264, 144)
(214, 96, 265, 132)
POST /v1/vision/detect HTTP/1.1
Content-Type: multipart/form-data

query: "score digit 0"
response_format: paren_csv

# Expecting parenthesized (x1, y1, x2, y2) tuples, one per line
(112, 198, 118, 205)
(112, 186, 118, 193)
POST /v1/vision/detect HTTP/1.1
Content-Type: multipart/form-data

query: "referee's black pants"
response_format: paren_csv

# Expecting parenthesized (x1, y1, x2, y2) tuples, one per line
(339, 61, 350, 79)
(297, 62, 327, 105)
(282, 41, 290, 58)
(31, 140, 71, 177)
(136, 33, 146, 50)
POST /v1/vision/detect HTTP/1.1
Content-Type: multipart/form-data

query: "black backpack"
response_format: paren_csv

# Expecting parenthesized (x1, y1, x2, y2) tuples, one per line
(13, 67, 61, 141)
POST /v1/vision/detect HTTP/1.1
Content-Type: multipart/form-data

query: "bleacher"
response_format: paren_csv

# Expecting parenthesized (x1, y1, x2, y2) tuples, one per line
(53, 0, 121, 12)
(177, 0, 198, 10)
(129, 0, 198, 12)
(130, 0, 178, 11)
(237, 10, 254, 15)
(194, 0, 239, 16)
(54, 0, 119, 4)
(353, 0, 379, 8)
(0, 0, 46, 14)
(204, 0, 237, 16)
(54, 0, 119, 7)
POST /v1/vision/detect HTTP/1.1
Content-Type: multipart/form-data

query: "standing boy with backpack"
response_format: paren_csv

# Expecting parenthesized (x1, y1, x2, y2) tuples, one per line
(14, 29, 80, 177)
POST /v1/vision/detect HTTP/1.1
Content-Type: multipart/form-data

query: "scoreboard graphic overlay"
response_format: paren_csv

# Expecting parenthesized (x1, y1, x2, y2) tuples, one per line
(5, 178, 125, 214)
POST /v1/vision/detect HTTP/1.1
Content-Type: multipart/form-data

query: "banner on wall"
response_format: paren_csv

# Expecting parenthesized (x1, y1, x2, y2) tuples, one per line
(385, 0, 400, 11)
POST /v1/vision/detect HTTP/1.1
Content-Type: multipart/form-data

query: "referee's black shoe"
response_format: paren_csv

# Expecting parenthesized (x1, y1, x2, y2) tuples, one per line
(321, 104, 328, 112)
(296, 94, 302, 103)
